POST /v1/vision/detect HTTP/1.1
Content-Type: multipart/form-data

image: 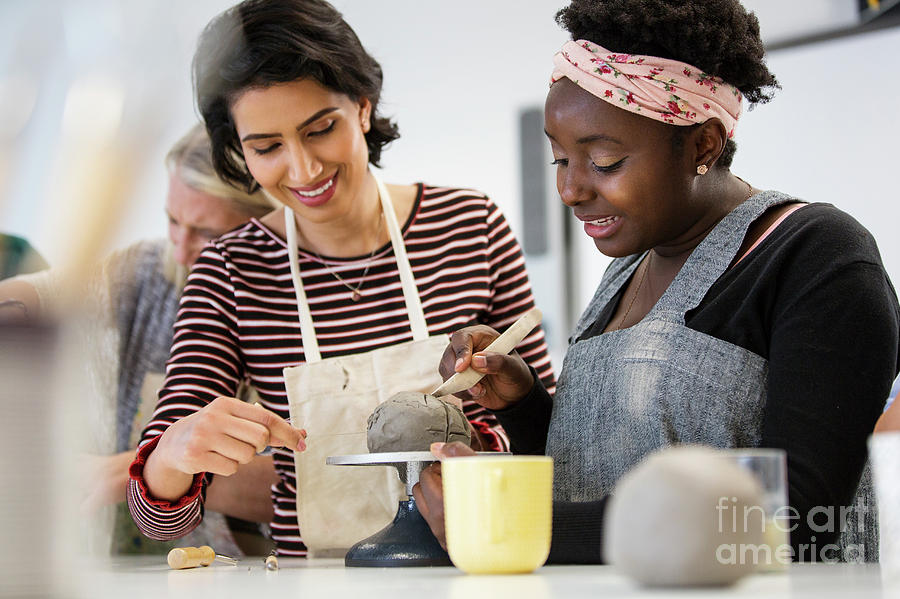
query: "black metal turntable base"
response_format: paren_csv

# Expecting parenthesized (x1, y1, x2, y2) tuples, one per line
(326, 451, 451, 567)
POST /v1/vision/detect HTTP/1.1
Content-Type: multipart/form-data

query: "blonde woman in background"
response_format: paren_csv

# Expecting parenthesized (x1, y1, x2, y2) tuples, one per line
(0, 124, 278, 555)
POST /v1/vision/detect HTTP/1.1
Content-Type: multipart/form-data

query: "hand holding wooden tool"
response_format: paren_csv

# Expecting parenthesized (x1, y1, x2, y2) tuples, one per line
(167, 546, 238, 570)
(431, 308, 543, 398)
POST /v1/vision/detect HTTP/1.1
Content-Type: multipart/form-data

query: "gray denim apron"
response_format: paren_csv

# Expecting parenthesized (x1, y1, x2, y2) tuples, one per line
(546, 190, 877, 561)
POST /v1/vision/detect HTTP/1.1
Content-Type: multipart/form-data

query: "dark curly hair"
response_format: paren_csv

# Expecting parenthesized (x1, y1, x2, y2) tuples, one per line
(193, 0, 399, 192)
(556, 0, 779, 168)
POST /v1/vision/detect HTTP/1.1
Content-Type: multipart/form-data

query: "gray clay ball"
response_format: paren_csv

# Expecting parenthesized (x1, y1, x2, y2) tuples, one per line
(604, 445, 766, 587)
(366, 392, 471, 453)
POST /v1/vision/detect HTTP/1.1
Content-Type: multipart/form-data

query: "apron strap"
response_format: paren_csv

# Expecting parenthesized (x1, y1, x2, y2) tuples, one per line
(285, 206, 322, 363)
(732, 203, 806, 267)
(373, 175, 429, 341)
(284, 172, 429, 364)
(656, 191, 800, 317)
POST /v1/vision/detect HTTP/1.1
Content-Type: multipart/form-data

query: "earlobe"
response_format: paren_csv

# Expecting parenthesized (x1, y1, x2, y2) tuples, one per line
(359, 98, 372, 133)
(694, 119, 727, 172)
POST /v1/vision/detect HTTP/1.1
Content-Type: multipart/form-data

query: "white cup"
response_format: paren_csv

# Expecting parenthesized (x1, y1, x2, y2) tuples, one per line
(869, 432, 900, 584)
(718, 448, 791, 571)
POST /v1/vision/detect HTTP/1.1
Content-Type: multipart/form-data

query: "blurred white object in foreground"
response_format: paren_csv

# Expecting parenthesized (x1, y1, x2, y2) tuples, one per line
(604, 445, 765, 587)
(869, 432, 900, 586)
(0, 323, 82, 596)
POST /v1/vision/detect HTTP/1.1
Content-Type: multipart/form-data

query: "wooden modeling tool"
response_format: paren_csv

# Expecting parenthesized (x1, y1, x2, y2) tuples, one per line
(431, 307, 542, 398)
(167, 546, 238, 570)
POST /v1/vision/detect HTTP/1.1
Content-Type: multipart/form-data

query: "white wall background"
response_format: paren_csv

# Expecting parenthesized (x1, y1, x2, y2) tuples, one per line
(0, 0, 569, 265)
(1, 0, 898, 363)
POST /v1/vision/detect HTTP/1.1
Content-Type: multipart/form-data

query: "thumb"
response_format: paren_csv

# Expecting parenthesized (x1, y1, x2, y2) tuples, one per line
(431, 441, 476, 459)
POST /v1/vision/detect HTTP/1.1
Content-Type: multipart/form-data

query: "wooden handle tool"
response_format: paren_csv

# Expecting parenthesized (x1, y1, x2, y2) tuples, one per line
(167, 546, 238, 570)
(431, 307, 543, 398)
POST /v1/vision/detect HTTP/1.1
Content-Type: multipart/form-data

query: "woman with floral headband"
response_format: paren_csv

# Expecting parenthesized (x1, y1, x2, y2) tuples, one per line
(415, 0, 900, 564)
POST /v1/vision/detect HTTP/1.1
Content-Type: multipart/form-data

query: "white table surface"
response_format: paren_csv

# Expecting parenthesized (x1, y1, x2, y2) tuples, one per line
(35, 556, 897, 599)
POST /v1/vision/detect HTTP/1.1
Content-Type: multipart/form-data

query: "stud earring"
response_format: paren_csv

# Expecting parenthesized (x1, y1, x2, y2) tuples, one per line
(696, 164, 708, 175)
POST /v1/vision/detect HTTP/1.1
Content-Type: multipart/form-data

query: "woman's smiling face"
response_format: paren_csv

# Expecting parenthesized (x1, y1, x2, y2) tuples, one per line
(230, 78, 372, 225)
(544, 78, 700, 258)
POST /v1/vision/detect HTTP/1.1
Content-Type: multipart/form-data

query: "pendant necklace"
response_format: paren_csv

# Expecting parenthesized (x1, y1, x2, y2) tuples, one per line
(312, 209, 384, 302)
(615, 250, 652, 330)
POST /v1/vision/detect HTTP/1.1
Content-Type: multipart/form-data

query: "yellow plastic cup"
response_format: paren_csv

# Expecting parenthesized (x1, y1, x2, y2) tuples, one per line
(441, 455, 552, 574)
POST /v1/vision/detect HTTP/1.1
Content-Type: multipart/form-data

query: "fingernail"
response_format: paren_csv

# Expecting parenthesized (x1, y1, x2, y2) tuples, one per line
(472, 354, 486, 368)
(297, 439, 307, 451)
(430, 442, 445, 453)
(454, 357, 465, 371)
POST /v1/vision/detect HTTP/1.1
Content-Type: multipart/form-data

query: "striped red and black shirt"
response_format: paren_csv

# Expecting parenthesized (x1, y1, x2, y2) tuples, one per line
(128, 184, 556, 555)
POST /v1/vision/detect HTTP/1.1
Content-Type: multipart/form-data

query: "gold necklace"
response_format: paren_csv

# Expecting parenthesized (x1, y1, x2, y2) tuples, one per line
(615, 250, 652, 330)
(312, 211, 384, 302)
(736, 175, 754, 201)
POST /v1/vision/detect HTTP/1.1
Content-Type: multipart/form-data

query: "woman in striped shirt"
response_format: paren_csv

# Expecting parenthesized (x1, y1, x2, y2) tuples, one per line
(127, 0, 555, 556)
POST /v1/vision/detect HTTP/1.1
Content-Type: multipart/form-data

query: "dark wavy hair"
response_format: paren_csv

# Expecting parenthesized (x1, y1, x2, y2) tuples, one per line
(193, 0, 399, 192)
(556, 0, 780, 168)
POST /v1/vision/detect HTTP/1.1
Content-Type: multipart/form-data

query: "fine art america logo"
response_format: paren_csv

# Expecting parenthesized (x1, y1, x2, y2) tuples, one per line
(714, 496, 869, 564)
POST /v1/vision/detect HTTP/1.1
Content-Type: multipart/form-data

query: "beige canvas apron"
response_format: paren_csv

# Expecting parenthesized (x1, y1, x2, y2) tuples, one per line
(283, 175, 456, 557)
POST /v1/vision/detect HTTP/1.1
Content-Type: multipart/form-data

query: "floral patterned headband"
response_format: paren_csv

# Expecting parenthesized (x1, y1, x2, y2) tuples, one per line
(551, 40, 743, 138)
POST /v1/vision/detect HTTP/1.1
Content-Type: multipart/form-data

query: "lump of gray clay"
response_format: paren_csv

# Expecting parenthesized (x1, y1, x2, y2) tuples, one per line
(604, 445, 765, 587)
(367, 392, 471, 453)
